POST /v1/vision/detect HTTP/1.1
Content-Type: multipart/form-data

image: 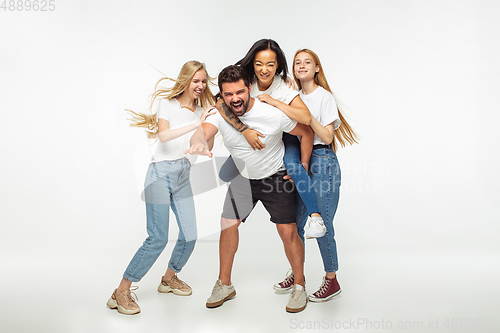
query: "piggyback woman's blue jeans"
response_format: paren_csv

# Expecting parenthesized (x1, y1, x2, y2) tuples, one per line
(296, 146, 341, 273)
(282, 133, 321, 216)
(123, 158, 197, 282)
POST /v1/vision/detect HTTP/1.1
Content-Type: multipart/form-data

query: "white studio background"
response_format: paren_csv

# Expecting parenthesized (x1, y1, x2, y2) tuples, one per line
(1, 1, 499, 332)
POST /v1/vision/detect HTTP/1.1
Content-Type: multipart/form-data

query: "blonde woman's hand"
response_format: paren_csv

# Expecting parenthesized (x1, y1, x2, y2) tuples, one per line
(242, 128, 266, 150)
(200, 105, 217, 123)
(257, 94, 278, 107)
(285, 76, 298, 90)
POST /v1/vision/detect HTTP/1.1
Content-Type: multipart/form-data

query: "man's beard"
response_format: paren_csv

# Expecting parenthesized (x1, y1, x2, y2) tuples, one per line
(226, 97, 250, 116)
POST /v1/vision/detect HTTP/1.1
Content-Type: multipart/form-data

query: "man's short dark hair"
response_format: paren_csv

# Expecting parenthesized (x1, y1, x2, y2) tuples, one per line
(218, 65, 251, 93)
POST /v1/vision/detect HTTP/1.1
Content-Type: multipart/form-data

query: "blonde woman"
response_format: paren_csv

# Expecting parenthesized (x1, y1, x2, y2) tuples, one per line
(106, 61, 216, 315)
(289, 49, 358, 302)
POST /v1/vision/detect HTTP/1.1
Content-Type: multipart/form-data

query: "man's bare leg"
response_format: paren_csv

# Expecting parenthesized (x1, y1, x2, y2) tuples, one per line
(276, 223, 305, 286)
(219, 218, 241, 286)
(206, 217, 240, 308)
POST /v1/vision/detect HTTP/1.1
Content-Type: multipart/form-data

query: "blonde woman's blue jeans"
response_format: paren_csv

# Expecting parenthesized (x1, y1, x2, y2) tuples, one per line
(123, 158, 197, 282)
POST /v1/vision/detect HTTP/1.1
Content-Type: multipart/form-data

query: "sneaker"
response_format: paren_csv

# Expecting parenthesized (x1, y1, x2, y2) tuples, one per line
(206, 279, 236, 308)
(308, 275, 341, 302)
(286, 284, 307, 313)
(273, 269, 306, 293)
(158, 274, 192, 296)
(106, 287, 141, 315)
(304, 215, 326, 239)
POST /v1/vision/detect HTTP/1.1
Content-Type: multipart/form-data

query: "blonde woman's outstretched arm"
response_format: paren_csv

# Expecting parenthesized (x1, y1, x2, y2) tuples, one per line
(158, 106, 216, 143)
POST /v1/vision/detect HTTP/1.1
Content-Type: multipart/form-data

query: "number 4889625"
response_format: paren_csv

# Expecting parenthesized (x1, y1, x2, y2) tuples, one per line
(1, 0, 56, 11)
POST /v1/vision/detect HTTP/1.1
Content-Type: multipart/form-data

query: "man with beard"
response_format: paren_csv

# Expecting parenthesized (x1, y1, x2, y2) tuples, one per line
(185, 65, 313, 313)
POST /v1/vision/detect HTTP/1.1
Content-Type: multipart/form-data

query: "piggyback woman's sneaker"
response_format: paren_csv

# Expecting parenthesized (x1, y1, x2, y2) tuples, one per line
(106, 287, 140, 315)
(308, 275, 341, 302)
(304, 216, 326, 239)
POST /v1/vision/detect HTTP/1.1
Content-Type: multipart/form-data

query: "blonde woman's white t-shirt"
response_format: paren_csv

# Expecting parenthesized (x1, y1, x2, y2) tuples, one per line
(251, 76, 298, 104)
(152, 98, 203, 164)
(299, 86, 341, 145)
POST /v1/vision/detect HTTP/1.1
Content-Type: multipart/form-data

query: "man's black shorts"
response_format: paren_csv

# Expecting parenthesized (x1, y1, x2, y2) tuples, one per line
(221, 170, 296, 223)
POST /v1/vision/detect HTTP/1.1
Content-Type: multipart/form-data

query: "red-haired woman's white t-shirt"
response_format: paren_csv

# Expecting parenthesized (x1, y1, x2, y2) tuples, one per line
(299, 86, 341, 146)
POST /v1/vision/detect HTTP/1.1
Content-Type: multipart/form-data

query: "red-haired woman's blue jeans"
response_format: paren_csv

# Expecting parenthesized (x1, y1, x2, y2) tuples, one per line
(296, 146, 341, 273)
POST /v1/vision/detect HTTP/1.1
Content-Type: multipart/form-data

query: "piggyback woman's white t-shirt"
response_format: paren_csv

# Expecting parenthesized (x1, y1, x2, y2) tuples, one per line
(251, 76, 298, 104)
(152, 98, 203, 164)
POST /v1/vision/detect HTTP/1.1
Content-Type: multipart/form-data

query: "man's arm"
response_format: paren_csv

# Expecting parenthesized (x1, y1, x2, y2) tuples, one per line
(288, 123, 314, 171)
(184, 123, 218, 158)
(217, 99, 247, 132)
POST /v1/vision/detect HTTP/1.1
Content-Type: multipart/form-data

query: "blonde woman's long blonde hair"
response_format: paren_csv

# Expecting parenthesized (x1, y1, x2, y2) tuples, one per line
(127, 60, 216, 140)
(293, 49, 359, 152)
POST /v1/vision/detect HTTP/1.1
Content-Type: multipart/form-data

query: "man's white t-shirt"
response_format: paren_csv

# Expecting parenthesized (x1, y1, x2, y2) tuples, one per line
(251, 76, 298, 104)
(152, 98, 203, 164)
(299, 87, 341, 145)
(205, 99, 297, 179)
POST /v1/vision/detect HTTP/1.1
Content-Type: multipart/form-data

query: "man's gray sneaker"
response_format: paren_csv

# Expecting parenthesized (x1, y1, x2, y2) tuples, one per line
(206, 279, 236, 308)
(285, 284, 307, 313)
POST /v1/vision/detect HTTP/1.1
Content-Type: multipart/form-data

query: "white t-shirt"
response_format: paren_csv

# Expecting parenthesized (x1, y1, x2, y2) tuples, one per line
(152, 98, 203, 164)
(299, 87, 341, 146)
(251, 76, 298, 104)
(205, 99, 297, 179)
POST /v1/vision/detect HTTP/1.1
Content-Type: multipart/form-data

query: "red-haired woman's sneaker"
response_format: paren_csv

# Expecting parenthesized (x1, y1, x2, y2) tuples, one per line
(308, 275, 341, 302)
(273, 269, 294, 293)
(273, 269, 306, 293)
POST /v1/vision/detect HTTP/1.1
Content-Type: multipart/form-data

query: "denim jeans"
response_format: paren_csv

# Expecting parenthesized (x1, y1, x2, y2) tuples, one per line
(296, 146, 341, 273)
(283, 133, 321, 216)
(123, 158, 197, 282)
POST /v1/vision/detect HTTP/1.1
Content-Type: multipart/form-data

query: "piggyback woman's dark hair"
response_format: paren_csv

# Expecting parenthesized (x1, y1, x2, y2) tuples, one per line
(235, 39, 289, 82)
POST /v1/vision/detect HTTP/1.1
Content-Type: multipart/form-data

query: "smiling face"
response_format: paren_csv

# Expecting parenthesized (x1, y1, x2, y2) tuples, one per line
(294, 52, 319, 83)
(221, 79, 251, 117)
(185, 69, 207, 100)
(253, 49, 278, 90)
